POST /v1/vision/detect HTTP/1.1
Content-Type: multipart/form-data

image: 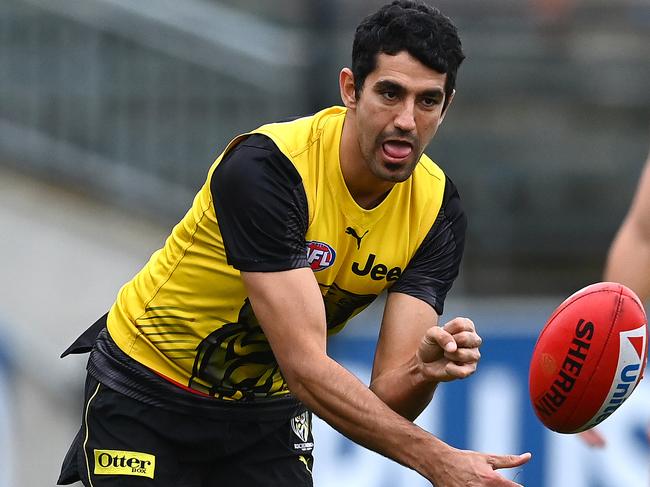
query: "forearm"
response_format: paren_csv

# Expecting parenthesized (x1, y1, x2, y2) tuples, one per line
(284, 352, 446, 477)
(605, 220, 650, 302)
(369, 355, 438, 420)
(605, 157, 650, 302)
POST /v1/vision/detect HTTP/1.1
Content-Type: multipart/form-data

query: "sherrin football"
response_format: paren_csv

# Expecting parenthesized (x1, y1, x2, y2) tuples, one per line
(529, 282, 648, 433)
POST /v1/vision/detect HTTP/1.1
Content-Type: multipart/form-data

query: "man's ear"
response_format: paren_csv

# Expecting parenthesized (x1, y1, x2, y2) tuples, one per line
(438, 89, 456, 126)
(339, 68, 357, 109)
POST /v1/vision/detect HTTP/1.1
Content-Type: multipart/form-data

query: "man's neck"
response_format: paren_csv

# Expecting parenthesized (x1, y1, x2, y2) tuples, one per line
(339, 113, 394, 210)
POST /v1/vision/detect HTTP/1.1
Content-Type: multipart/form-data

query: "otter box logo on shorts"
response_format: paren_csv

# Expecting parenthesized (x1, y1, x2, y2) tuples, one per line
(290, 411, 314, 452)
(94, 449, 156, 479)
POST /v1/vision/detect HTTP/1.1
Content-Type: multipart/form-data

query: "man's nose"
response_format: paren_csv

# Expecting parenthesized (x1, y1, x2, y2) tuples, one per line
(394, 101, 416, 132)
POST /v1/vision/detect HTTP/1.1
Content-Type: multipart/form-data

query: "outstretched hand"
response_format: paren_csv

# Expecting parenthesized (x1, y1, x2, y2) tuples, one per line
(427, 446, 532, 487)
(416, 317, 482, 383)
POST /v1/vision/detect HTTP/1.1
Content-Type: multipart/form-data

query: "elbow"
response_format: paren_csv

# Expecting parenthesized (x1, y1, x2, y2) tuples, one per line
(282, 366, 308, 396)
(368, 379, 392, 409)
(277, 350, 329, 399)
(368, 380, 382, 397)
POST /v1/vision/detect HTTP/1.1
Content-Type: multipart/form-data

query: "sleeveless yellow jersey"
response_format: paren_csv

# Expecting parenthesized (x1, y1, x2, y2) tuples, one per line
(106, 106, 466, 400)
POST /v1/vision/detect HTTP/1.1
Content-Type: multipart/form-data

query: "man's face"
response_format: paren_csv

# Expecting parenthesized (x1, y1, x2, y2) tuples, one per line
(349, 51, 451, 183)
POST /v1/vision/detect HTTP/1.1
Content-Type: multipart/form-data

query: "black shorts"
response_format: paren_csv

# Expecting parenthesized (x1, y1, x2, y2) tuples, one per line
(58, 376, 314, 487)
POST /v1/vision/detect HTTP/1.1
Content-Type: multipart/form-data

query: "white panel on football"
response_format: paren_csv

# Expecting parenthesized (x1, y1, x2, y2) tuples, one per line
(584, 324, 647, 430)
(469, 366, 521, 481)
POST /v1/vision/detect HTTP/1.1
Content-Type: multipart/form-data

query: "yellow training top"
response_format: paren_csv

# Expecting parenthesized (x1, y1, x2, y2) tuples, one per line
(106, 106, 465, 400)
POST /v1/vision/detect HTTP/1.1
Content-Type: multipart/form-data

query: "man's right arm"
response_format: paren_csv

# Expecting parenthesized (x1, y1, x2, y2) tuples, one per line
(242, 267, 531, 487)
(241, 269, 438, 472)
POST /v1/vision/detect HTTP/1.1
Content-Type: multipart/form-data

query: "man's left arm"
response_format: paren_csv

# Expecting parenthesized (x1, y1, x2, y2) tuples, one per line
(370, 176, 476, 420)
(370, 292, 481, 420)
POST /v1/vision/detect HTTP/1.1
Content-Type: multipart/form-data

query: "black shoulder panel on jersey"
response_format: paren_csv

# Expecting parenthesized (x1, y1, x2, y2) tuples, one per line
(211, 134, 309, 272)
(389, 175, 467, 314)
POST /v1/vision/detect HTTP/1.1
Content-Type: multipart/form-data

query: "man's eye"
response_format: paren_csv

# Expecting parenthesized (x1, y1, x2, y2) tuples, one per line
(382, 91, 397, 101)
(421, 97, 438, 107)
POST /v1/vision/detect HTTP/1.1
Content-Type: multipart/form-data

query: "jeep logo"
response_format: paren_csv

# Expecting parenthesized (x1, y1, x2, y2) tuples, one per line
(351, 253, 402, 281)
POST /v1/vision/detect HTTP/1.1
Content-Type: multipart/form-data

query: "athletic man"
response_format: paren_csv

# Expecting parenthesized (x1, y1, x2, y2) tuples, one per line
(59, 2, 531, 485)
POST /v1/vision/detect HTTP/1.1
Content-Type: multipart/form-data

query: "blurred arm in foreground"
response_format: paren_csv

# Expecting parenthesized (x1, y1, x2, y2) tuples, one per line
(580, 147, 650, 448)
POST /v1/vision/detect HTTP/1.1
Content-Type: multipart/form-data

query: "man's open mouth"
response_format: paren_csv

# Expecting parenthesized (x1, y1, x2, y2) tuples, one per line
(382, 140, 413, 161)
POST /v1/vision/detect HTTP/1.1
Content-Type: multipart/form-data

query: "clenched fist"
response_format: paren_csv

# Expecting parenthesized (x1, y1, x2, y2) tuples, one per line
(417, 317, 482, 383)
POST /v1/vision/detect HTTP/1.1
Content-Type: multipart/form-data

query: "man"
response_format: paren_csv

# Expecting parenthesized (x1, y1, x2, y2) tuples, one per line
(58, 2, 531, 486)
(579, 146, 650, 449)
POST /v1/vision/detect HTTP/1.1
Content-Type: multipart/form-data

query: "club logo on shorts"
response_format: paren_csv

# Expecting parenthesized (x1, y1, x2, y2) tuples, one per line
(306, 241, 336, 272)
(291, 411, 314, 451)
(94, 449, 156, 479)
(291, 411, 310, 442)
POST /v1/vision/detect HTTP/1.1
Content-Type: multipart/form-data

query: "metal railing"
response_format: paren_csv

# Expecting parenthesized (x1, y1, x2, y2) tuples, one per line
(0, 0, 312, 219)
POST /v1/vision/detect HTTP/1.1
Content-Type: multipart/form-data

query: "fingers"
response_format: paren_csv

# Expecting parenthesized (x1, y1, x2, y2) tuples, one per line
(441, 319, 482, 367)
(444, 344, 481, 364)
(579, 429, 606, 448)
(419, 318, 483, 383)
(487, 452, 532, 470)
(451, 330, 482, 349)
(435, 447, 530, 487)
(444, 361, 477, 379)
(442, 316, 476, 335)
(486, 453, 531, 487)
(423, 325, 457, 353)
(419, 318, 483, 381)
(442, 318, 482, 351)
(431, 318, 483, 349)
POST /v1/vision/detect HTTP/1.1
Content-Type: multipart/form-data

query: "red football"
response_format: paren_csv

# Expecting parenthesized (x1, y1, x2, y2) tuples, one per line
(529, 282, 648, 433)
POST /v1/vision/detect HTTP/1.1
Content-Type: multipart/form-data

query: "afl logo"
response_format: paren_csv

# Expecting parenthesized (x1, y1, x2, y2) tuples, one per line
(306, 241, 336, 272)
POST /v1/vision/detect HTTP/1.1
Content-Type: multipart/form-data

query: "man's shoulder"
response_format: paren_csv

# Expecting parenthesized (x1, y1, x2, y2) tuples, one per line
(406, 154, 454, 225)
(411, 154, 447, 204)
(253, 106, 346, 157)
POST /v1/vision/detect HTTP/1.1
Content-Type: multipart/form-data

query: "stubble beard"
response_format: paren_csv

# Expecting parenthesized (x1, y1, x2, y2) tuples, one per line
(371, 141, 422, 183)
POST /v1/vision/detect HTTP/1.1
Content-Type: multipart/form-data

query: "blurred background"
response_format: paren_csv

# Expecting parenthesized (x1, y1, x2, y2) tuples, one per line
(0, 0, 649, 485)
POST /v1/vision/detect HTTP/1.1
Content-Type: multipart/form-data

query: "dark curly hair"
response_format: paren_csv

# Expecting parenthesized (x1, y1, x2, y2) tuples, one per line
(352, 1, 465, 109)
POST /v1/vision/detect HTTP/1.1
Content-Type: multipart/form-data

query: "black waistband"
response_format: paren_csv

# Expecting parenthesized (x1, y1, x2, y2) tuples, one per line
(86, 327, 305, 421)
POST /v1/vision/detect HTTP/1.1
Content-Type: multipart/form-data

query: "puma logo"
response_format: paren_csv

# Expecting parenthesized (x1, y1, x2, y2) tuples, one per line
(345, 227, 368, 250)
